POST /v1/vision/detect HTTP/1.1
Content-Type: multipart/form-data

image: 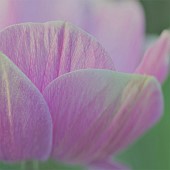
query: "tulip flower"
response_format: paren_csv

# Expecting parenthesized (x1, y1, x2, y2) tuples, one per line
(0, 0, 169, 170)
(0, 20, 169, 169)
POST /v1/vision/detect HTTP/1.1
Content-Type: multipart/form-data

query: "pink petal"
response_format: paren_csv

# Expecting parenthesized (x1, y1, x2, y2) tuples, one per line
(0, 53, 52, 161)
(87, 159, 129, 170)
(0, 21, 114, 92)
(86, 0, 145, 72)
(13, 0, 84, 26)
(42, 69, 163, 164)
(0, 0, 15, 29)
(136, 30, 170, 83)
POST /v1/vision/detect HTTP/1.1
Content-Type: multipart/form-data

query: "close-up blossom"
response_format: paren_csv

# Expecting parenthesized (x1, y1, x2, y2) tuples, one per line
(0, 0, 170, 170)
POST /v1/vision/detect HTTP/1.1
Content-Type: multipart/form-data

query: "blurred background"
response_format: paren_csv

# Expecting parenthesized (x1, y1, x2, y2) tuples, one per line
(0, 0, 170, 170)
(141, 0, 170, 34)
(118, 1, 170, 169)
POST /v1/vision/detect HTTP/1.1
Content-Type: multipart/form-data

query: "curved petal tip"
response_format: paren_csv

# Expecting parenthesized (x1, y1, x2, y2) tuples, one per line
(136, 30, 170, 83)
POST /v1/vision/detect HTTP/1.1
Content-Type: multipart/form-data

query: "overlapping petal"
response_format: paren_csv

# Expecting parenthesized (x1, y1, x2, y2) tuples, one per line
(42, 69, 163, 164)
(85, 0, 145, 72)
(0, 52, 52, 161)
(0, 21, 114, 92)
(136, 30, 170, 83)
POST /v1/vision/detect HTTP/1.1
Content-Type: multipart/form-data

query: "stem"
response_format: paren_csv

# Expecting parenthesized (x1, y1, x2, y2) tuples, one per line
(32, 161, 39, 170)
(20, 161, 26, 170)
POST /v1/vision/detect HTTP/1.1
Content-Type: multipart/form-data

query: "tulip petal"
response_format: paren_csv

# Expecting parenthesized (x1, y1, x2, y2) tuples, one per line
(136, 30, 170, 83)
(42, 69, 163, 163)
(0, 21, 114, 92)
(87, 159, 129, 170)
(86, 0, 145, 72)
(0, 53, 52, 161)
(0, 0, 15, 29)
(13, 0, 84, 26)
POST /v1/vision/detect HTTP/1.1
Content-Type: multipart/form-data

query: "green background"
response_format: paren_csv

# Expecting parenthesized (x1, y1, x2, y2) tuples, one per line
(0, 0, 170, 169)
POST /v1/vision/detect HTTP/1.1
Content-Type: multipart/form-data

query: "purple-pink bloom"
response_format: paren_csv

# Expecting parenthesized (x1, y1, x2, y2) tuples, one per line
(0, 0, 169, 169)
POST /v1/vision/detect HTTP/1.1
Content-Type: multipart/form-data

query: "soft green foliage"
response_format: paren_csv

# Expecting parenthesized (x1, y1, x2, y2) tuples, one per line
(141, 0, 170, 34)
(0, 161, 82, 170)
